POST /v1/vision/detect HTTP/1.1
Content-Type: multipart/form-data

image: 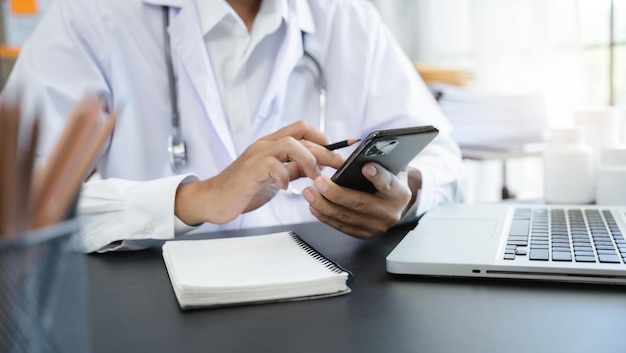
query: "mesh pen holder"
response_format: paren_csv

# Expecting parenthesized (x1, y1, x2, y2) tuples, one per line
(0, 219, 90, 353)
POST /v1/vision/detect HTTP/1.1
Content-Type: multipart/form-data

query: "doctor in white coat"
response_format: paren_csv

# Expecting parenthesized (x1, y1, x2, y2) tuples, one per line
(4, 0, 465, 253)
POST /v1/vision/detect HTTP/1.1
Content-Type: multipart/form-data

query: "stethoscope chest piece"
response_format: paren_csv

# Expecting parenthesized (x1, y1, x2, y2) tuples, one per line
(168, 135, 187, 169)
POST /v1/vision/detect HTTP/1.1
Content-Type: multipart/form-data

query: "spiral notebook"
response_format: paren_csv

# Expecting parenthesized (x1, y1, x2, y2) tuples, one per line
(162, 231, 352, 309)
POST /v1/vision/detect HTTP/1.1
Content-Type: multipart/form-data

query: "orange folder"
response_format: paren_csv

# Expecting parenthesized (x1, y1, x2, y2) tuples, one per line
(11, 0, 38, 15)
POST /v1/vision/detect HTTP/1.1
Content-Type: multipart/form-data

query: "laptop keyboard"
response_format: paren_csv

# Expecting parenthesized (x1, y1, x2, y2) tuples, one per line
(504, 208, 626, 264)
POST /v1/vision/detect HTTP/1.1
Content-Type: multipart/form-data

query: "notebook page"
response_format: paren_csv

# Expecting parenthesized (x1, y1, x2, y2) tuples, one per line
(164, 232, 343, 289)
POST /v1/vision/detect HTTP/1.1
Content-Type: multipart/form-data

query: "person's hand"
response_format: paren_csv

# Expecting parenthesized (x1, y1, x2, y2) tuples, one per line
(302, 163, 416, 239)
(174, 121, 344, 225)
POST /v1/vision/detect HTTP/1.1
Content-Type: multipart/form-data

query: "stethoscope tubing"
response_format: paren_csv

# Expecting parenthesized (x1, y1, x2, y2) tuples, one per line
(162, 6, 326, 171)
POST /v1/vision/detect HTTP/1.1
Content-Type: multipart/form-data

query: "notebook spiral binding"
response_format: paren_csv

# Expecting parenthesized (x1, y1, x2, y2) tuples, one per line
(288, 232, 354, 284)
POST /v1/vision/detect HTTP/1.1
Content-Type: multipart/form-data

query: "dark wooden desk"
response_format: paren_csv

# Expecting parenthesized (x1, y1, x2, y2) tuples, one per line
(88, 221, 626, 353)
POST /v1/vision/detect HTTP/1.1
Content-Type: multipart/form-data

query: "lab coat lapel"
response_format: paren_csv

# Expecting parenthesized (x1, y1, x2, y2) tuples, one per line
(166, 4, 237, 158)
(255, 12, 304, 132)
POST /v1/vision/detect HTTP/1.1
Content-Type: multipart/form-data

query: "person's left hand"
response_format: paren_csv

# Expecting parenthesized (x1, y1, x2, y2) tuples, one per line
(302, 162, 413, 239)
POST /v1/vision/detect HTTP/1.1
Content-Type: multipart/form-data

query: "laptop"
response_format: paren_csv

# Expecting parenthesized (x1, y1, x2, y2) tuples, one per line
(386, 203, 626, 284)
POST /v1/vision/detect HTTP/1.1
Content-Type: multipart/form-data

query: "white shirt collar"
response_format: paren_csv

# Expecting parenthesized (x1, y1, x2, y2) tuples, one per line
(194, 0, 314, 36)
(195, 1, 230, 35)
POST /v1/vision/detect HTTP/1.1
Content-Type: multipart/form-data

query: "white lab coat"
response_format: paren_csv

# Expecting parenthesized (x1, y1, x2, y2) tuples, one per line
(4, 0, 464, 252)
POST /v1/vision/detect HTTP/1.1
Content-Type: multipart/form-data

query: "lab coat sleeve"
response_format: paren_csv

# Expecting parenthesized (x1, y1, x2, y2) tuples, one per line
(361, 10, 466, 218)
(3, 1, 202, 253)
(76, 174, 200, 253)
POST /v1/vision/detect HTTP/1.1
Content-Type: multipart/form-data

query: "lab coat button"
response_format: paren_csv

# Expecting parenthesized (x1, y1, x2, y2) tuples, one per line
(144, 221, 155, 233)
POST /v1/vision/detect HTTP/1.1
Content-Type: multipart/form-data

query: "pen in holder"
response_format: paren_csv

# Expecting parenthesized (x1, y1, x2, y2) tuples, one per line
(0, 218, 89, 353)
(0, 96, 118, 353)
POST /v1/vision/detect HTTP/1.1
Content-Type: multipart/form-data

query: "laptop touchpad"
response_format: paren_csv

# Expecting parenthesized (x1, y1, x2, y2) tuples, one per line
(413, 219, 500, 263)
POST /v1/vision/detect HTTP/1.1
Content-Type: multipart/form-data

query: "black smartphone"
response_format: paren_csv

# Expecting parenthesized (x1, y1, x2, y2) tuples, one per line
(330, 125, 439, 193)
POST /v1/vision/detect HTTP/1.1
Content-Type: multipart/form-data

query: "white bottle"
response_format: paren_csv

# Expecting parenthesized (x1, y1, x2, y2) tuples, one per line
(595, 147, 626, 205)
(543, 128, 595, 204)
(575, 107, 622, 164)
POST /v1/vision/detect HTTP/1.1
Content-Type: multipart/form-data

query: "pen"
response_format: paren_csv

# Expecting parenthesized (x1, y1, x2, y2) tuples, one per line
(285, 139, 360, 164)
(325, 138, 360, 151)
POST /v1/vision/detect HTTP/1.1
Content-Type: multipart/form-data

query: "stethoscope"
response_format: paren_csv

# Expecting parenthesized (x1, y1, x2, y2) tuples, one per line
(162, 7, 327, 171)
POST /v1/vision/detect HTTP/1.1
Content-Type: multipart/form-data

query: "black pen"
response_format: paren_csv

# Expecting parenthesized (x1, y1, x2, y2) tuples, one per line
(325, 138, 361, 151)
(285, 139, 360, 164)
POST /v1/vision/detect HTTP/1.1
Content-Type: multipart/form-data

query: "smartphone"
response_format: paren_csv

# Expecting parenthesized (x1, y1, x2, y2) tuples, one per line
(331, 125, 439, 193)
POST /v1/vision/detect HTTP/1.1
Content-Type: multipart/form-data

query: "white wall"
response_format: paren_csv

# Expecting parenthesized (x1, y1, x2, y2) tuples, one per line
(368, 0, 599, 204)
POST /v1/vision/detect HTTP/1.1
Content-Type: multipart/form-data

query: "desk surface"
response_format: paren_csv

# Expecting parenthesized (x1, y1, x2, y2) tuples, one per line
(88, 222, 626, 353)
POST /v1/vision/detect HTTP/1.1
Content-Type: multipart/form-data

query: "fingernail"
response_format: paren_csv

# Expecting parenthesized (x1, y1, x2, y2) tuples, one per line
(365, 164, 377, 176)
(314, 166, 321, 178)
(314, 177, 328, 192)
(303, 188, 315, 203)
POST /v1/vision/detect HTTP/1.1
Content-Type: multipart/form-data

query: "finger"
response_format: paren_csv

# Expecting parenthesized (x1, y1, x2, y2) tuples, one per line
(266, 136, 321, 180)
(299, 140, 345, 169)
(312, 175, 373, 213)
(264, 157, 290, 190)
(284, 161, 303, 181)
(303, 187, 388, 239)
(310, 175, 406, 226)
(309, 206, 383, 239)
(262, 120, 328, 146)
(361, 163, 408, 198)
(238, 137, 319, 183)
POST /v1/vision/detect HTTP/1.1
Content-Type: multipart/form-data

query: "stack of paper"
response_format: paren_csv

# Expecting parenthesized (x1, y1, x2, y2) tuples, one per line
(430, 83, 548, 150)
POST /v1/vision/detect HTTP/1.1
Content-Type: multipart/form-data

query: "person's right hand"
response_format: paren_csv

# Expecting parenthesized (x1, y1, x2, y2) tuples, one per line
(173, 121, 345, 226)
